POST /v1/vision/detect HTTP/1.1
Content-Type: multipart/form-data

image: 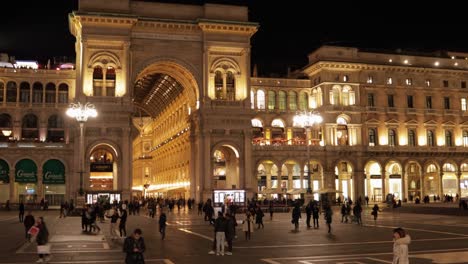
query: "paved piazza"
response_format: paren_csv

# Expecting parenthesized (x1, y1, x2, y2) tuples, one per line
(0, 206, 467, 263)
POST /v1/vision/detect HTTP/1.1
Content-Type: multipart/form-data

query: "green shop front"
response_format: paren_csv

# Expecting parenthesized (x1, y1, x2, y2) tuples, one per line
(15, 159, 66, 205)
(0, 159, 10, 202)
(15, 159, 38, 203)
(42, 159, 66, 206)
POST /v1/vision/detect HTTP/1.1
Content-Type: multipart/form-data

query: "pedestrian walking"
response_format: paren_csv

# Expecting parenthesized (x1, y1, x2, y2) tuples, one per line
(255, 207, 264, 229)
(291, 204, 301, 231)
(305, 202, 312, 228)
(159, 212, 167, 240)
(35, 217, 50, 263)
(123, 228, 146, 264)
(242, 212, 254, 240)
(119, 208, 128, 238)
(353, 203, 362, 225)
(268, 202, 274, 220)
(224, 213, 236, 255)
(312, 203, 320, 228)
(372, 204, 380, 223)
(19, 201, 25, 223)
(324, 205, 333, 233)
(24, 211, 35, 240)
(392, 227, 411, 264)
(106, 208, 120, 240)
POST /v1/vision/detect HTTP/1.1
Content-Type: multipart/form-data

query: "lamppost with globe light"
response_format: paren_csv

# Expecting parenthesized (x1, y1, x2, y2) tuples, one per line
(66, 102, 97, 196)
(293, 110, 322, 194)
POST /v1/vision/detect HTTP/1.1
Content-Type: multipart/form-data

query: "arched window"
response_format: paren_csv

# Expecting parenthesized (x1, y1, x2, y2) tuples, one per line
(93, 66, 103, 96)
(463, 130, 468, 147)
(427, 130, 435, 146)
(6, 81, 17, 103)
(106, 66, 116, 97)
(19, 82, 30, 103)
(388, 129, 397, 146)
(257, 90, 265, 109)
(427, 164, 437, 173)
(0, 113, 12, 140)
(288, 91, 297, 110)
(271, 119, 285, 128)
(368, 128, 376, 146)
(33, 82, 43, 104)
(311, 88, 323, 108)
(21, 114, 39, 140)
(215, 71, 223, 100)
(442, 163, 455, 172)
(445, 130, 453, 147)
(47, 115, 64, 142)
(45, 83, 56, 104)
(461, 163, 468, 172)
(330, 86, 340, 105)
(58, 83, 68, 104)
(0, 82, 4, 103)
(278, 91, 286, 110)
(408, 129, 416, 146)
(251, 119, 263, 127)
(342, 86, 350, 106)
(226, 71, 235, 101)
(268, 91, 276, 110)
(298, 92, 308, 110)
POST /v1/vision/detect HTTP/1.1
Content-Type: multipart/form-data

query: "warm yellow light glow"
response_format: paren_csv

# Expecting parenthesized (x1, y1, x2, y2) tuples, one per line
(418, 135, 426, 146)
(388, 59, 393, 63)
(437, 136, 444, 146)
(455, 138, 462, 146)
(115, 79, 125, 96)
(399, 135, 407, 146)
(83, 78, 93, 96)
(454, 62, 459, 66)
(1, 130, 12, 137)
(379, 135, 388, 145)
(434, 61, 440, 66)
(404, 59, 409, 64)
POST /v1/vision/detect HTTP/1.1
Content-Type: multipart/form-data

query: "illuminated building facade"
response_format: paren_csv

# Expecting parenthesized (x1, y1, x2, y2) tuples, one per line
(1, 1, 468, 206)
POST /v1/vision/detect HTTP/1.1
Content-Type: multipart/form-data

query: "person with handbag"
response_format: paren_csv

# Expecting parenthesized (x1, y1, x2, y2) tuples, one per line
(24, 211, 35, 240)
(123, 228, 146, 264)
(35, 217, 50, 263)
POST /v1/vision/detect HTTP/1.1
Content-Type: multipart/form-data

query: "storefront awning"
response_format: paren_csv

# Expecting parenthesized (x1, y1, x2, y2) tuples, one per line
(0, 159, 9, 183)
(43, 159, 65, 184)
(15, 159, 37, 183)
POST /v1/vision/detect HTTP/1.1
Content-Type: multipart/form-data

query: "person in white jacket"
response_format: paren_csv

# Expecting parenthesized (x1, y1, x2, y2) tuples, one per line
(392, 227, 411, 264)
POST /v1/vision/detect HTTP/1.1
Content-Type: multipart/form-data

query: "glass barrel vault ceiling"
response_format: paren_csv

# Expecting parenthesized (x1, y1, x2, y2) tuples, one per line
(133, 73, 184, 118)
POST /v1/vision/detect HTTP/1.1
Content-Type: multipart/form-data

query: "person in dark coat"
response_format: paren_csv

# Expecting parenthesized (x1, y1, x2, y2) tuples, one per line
(312, 203, 320, 229)
(291, 204, 301, 231)
(305, 202, 312, 228)
(324, 205, 333, 233)
(19, 202, 25, 222)
(35, 217, 50, 262)
(123, 228, 146, 264)
(224, 213, 236, 255)
(119, 209, 128, 237)
(372, 204, 380, 223)
(255, 207, 264, 229)
(24, 211, 35, 240)
(159, 212, 167, 240)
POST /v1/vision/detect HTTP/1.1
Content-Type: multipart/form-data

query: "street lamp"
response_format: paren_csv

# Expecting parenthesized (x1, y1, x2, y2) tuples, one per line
(293, 110, 322, 194)
(66, 102, 97, 196)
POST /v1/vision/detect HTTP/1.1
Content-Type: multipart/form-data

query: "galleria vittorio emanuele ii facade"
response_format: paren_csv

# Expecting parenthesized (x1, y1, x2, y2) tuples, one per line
(1, 0, 468, 207)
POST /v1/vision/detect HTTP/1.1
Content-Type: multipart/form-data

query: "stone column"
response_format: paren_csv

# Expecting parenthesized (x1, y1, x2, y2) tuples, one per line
(9, 171, 15, 202)
(439, 172, 444, 198)
(37, 168, 43, 202)
(381, 168, 386, 202)
(457, 171, 462, 199)
(401, 167, 406, 201)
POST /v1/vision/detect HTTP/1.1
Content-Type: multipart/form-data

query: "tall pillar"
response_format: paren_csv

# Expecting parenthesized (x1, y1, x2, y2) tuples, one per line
(381, 168, 386, 201)
(456, 171, 462, 199)
(37, 168, 43, 201)
(353, 171, 365, 202)
(420, 172, 425, 199)
(9, 172, 15, 202)
(439, 172, 444, 198)
(401, 167, 406, 201)
(299, 166, 304, 189)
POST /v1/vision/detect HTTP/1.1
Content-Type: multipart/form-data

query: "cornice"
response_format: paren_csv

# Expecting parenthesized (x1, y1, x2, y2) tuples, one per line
(198, 22, 258, 36)
(134, 21, 199, 33)
(304, 61, 468, 76)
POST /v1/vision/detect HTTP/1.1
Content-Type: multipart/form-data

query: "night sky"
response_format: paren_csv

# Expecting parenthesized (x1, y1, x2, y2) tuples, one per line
(1, 0, 467, 76)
